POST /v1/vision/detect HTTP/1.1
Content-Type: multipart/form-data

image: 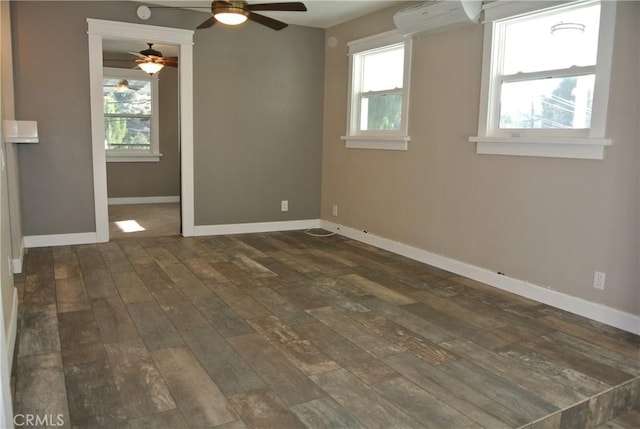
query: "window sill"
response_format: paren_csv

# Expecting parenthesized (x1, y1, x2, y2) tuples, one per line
(106, 152, 163, 163)
(341, 135, 410, 151)
(469, 136, 612, 160)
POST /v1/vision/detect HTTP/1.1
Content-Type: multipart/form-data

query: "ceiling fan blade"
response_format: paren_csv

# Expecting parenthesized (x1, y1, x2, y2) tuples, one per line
(128, 51, 147, 59)
(197, 17, 217, 29)
(249, 2, 307, 12)
(163, 57, 179, 67)
(135, 57, 178, 68)
(248, 12, 288, 30)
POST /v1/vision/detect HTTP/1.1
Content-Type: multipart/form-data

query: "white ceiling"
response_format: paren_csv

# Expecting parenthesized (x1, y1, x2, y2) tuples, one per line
(143, 0, 405, 29)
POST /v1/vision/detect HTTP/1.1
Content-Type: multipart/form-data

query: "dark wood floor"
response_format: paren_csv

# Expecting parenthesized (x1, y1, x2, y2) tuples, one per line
(12, 231, 640, 428)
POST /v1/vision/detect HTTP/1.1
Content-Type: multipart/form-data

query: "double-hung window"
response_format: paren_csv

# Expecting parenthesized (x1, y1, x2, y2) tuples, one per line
(472, 0, 616, 159)
(103, 67, 161, 162)
(343, 30, 412, 150)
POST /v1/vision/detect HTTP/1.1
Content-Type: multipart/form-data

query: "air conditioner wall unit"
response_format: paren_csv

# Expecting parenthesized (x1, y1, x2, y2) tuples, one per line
(393, 0, 482, 37)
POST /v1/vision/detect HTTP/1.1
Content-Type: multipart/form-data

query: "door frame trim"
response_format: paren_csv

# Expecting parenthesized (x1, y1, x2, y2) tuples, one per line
(87, 19, 195, 241)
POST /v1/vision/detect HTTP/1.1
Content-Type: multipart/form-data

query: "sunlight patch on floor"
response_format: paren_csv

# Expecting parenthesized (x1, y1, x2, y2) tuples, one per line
(115, 219, 146, 233)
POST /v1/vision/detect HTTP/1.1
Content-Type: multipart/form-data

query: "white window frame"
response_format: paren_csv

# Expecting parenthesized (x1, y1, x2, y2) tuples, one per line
(342, 30, 412, 151)
(103, 67, 162, 162)
(470, 0, 616, 160)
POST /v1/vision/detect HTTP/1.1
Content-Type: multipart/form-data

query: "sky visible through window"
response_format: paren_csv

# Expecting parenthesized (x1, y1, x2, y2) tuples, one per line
(358, 44, 405, 131)
(499, 3, 601, 129)
(503, 3, 600, 74)
(362, 45, 404, 92)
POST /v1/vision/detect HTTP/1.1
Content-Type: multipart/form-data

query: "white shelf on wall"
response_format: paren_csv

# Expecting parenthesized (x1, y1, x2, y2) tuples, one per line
(3, 120, 39, 143)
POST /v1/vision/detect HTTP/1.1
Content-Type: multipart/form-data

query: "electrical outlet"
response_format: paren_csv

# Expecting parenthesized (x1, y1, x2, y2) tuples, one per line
(281, 200, 288, 212)
(593, 271, 606, 290)
(332, 205, 338, 217)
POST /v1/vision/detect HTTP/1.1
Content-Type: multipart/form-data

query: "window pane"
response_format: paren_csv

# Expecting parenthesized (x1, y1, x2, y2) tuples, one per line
(103, 79, 151, 115)
(103, 75, 152, 151)
(361, 45, 404, 92)
(359, 92, 402, 131)
(502, 3, 600, 74)
(104, 117, 151, 150)
(499, 74, 595, 129)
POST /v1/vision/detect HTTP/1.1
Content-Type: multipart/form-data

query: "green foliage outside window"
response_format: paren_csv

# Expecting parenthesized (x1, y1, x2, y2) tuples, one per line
(361, 93, 402, 131)
(103, 83, 152, 150)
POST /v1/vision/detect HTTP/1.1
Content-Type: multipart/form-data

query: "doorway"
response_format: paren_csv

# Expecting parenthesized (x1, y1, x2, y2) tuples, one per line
(87, 19, 195, 242)
(108, 203, 180, 238)
(102, 41, 181, 238)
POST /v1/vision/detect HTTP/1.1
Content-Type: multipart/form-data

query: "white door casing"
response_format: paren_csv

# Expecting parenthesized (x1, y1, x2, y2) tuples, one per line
(87, 19, 195, 241)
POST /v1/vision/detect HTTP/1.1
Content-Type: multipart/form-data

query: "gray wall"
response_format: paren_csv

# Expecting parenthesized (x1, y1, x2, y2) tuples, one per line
(106, 66, 180, 199)
(321, 2, 640, 317)
(193, 23, 324, 225)
(11, 1, 202, 235)
(12, 1, 323, 234)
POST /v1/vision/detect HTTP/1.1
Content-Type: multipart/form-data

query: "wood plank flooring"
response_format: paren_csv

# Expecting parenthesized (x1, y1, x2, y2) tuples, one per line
(12, 231, 640, 428)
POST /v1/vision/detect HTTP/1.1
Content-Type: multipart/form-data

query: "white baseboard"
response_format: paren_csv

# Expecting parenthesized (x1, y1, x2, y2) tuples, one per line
(11, 258, 22, 275)
(24, 232, 97, 248)
(11, 239, 24, 274)
(108, 196, 180, 205)
(23, 219, 320, 246)
(194, 219, 321, 236)
(321, 220, 640, 335)
(6, 288, 18, 373)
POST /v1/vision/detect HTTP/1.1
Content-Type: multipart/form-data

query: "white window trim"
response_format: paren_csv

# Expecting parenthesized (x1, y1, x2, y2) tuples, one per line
(342, 30, 412, 151)
(470, 0, 616, 160)
(103, 67, 162, 162)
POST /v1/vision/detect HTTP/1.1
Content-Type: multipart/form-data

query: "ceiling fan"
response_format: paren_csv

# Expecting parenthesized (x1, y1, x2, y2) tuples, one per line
(197, 1, 307, 31)
(104, 79, 146, 92)
(129, 43, 178, 74)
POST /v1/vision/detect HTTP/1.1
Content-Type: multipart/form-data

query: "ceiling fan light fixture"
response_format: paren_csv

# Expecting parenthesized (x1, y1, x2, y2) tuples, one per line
(550, 22, 585, 35)
(116, 79, 129, 91)
(214, 12, 248, 25)
(139, 61, 164, 75)
(212, 1, 249, 25)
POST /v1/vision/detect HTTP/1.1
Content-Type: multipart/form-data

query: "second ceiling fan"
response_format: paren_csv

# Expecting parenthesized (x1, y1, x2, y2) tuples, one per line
(197, 1, 307, 31)
(130, 43, 178, 67)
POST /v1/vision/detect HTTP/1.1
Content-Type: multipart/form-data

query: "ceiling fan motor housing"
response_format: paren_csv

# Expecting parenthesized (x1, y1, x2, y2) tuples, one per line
(140, 43, 163, 58)
(212, 1, 250, 18)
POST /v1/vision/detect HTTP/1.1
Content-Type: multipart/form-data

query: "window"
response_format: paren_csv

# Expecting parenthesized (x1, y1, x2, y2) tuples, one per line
(103, 67, 161, 162)
(471, 0, 616, 159)
(342, 30, 412, 150)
